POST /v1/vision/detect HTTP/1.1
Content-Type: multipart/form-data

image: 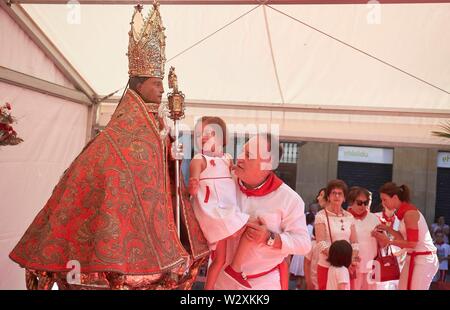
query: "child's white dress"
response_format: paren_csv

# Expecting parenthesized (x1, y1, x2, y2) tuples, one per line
(192, 153, 249, 249)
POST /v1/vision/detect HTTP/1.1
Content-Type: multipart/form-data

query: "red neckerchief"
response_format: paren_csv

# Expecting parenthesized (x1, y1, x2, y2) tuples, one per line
(435, 241, 445, 246)
(238, 173, 283, 197)
(348, 207, 368, 220)
(396, 202, 417, 220)
(380, 210, 396, 226)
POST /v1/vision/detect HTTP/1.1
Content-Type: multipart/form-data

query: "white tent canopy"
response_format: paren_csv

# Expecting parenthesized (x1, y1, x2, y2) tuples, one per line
(17, 0, 450, 147)
(0, 0, 450, 290)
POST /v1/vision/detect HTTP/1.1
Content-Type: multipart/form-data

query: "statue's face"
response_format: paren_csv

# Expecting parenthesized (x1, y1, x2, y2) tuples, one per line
(137, 77, 164, 104)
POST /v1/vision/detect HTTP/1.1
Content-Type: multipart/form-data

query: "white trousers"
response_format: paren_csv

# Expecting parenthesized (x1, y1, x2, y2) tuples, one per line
(214, 268, 281, 290)
(398, 253, 439, 290)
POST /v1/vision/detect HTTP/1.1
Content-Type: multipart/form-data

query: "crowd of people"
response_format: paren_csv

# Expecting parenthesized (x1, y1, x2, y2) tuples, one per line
(288, 181, 449, 290)
(187, 115, 448, 290)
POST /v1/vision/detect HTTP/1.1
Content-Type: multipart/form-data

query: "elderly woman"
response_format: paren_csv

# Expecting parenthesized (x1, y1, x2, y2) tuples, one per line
(347, 187, 379, 290)
(372, 182, 438, 290)
(315, 179, 359, 290)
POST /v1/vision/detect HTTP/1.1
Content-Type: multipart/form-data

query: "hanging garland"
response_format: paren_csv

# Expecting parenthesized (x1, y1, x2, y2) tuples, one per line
(0, 102, 23, 146)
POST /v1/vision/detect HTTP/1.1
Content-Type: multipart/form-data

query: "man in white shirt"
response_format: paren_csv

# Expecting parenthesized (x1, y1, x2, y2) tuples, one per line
(214, 133, 311, 289)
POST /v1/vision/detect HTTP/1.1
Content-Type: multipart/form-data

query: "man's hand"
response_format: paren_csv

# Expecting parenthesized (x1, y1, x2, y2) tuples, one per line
(188, 177, 199, 196)
(170, 143, 184, 161)
(245, 217, 270, 244)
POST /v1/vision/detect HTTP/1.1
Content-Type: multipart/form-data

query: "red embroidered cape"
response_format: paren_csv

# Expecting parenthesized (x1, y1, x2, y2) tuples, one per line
(10, 90, 208, 274)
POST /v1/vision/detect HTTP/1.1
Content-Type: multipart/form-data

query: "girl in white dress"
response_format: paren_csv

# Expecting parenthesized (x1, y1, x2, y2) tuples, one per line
(189, 117, 251, 289)
(326, 240, 353, 290)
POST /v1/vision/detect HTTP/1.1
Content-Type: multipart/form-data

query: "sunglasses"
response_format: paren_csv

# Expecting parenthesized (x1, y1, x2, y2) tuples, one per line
(355, 200, 370, 207)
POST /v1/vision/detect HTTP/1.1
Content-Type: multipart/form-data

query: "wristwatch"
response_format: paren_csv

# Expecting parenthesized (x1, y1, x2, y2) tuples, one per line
(266, 231, 276, 247)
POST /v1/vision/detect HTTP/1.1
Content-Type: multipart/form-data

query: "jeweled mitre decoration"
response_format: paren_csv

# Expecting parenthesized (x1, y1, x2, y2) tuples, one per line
(128, 1, 166, 78)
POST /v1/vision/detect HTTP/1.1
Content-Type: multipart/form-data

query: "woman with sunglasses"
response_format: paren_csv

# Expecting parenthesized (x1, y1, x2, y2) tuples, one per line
(372, 182, 438, 290)
(347, 187, 379, 290)
(315, 179, 359, 290)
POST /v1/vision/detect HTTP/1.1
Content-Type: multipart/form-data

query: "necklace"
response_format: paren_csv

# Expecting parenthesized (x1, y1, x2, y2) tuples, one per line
(325, 207, 345, 231)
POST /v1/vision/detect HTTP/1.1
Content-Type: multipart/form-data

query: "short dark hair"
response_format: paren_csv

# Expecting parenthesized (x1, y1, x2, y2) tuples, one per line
(435, 230, 444, 237)
(128, 76, 148, 92)
(435, 215, 445, 223)
(347, 186, 371, 206)
(325, 179, 348, 202)
(328, 240, 353, 268)
(306, 212, 315, 225)
(315, 187, 326, 203)
(195, 116, 228, 147)
(379, 182, 411, 203)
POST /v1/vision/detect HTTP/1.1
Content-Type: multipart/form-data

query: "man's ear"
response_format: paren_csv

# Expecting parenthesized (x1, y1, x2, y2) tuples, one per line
(135, 82, 143, 93)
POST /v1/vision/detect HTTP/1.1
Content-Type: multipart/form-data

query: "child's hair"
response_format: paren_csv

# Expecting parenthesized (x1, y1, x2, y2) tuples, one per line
(194, 116, 228, 147)
(327, 240, 353, 268)
(306, 212, 315, 225)
(434, 230, 444, 239)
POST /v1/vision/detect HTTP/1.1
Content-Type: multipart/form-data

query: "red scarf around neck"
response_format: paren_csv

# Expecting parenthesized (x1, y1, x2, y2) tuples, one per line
(381, 210, 396, 226)
(348, 207, 368, 220)
(396, 202, 417, 220)
(238, 173, 283, 197)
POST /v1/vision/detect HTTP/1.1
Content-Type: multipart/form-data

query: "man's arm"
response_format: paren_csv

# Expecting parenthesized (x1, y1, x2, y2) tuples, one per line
(245, 196, 311, 255)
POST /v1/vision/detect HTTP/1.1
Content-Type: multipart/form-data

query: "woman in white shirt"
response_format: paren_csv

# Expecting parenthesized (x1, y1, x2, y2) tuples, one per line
(315, 179, 359, 290)
(347, 186, 379, 290)
(372, 182, 438, 290)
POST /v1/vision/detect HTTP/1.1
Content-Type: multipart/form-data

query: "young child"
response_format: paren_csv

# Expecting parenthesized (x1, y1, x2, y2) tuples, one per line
(290, 212, 315, 289)
(304, 227, 319, 290)
(435, 231, 450, 283)
(189, 116, 251, 289)
(326, 240, 353, 290)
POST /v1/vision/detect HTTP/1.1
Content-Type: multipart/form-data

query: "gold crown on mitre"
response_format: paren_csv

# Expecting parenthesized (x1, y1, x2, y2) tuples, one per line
(127, 1, 166, 79)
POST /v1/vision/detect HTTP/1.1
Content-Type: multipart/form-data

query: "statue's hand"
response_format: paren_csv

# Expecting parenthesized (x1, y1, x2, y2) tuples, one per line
(171, 143, 184, 161)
